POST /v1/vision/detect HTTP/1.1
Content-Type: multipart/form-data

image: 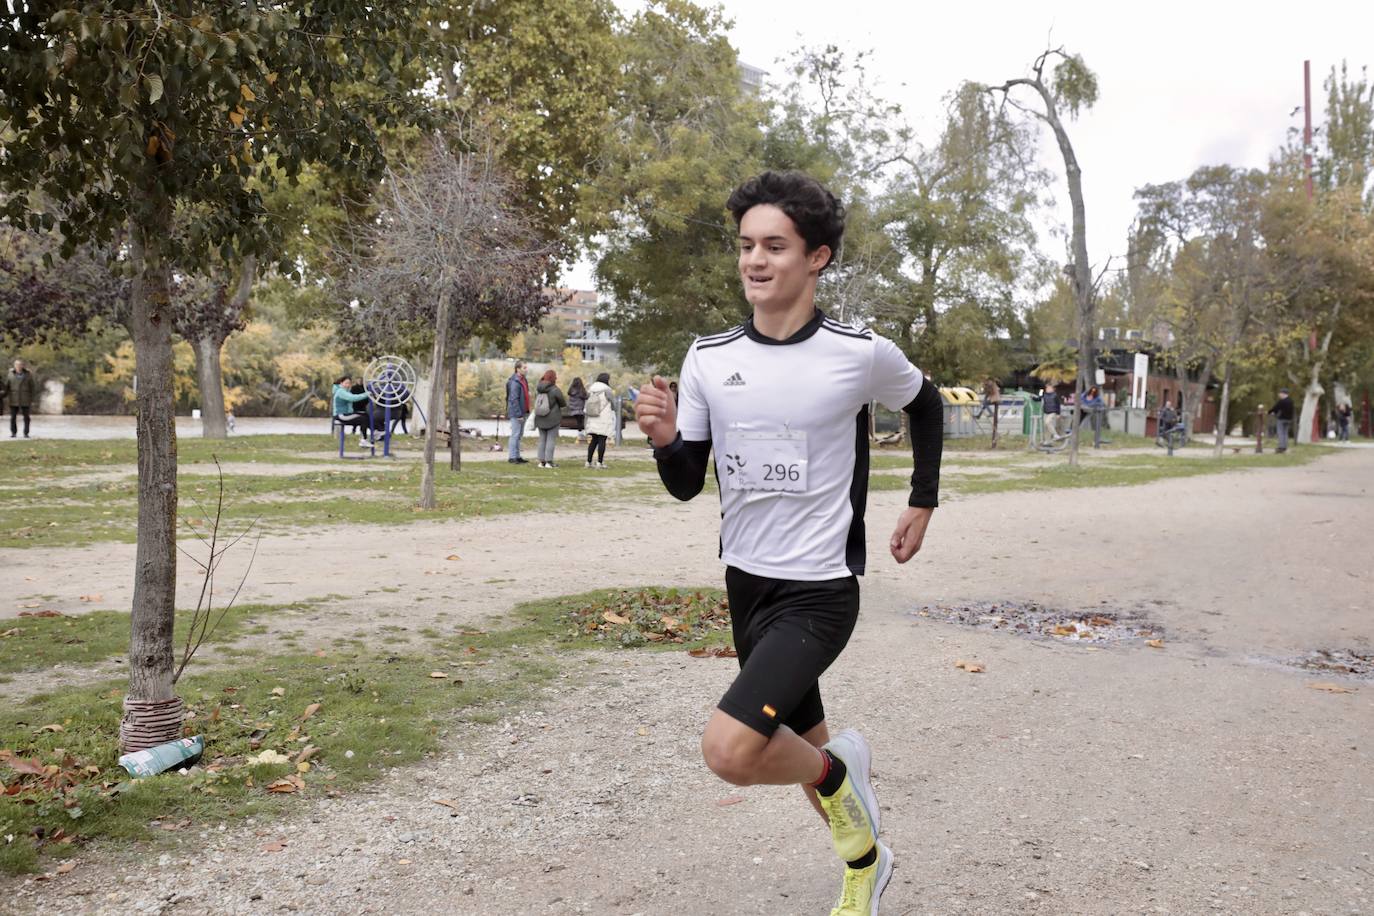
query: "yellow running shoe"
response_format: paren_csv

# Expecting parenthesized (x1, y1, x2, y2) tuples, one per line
(818, 729, 880, 861)
(830, 841, 894, 915)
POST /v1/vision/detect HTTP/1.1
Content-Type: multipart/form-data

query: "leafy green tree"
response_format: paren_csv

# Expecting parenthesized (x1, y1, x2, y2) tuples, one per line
(987, 48, 1099, 465)
(875, 82, 1048, 385)
(582, 0, 766, 371)
(0, 2, 428, 747)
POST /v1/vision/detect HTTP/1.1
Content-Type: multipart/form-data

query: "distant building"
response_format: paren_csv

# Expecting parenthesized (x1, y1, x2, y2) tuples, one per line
(568, 327, 622, 365)
(739, 61, 766, 96)
(546, 288, 598, 335)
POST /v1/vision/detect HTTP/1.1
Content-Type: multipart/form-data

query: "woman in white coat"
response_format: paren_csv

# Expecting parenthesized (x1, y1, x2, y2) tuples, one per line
(583, 372, 617, 468)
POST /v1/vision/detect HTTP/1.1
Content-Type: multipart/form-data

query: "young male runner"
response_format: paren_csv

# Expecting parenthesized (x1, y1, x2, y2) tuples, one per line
(635, 171, 943, 915)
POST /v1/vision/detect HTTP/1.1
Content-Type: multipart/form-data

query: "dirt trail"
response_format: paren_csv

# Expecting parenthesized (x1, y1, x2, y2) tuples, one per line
(5, 451, 1374, 914)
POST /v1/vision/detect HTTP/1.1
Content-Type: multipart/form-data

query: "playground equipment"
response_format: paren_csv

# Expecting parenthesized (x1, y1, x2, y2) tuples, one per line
(338, 355, 427, 459)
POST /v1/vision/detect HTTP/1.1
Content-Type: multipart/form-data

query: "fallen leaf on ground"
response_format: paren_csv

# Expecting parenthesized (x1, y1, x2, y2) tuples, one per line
(602, 611, 630, 625)
(1051, 624, 1077, 637)
(954, 660, 985, 673)
(19, 610, 63, 618)
(433, 798, 460, 813)
(314, 649, 327, 658)
(299, 703, 320, 721)
(428, 672, 448, 679)
(266, 774, 305, 794)
(1088, 616, 1113, 627)
(636, 727, 648, 736)
(262, 841, 287, 853)
(295, 746, 319, 764)
(0, 752, 47, 775)
(445, 554, 461, 561)
(1307, 682, 1356, 694)
(78, 594, 101, 602)
(688, 647, 709, 657)
(0, 628, 20, 638)
(1145, 639, 1164, 649)
(397, 858, 412, 866)
(712, 647, 737, 658)
(716, 796, 745, 807)
(249, 749, 290, 765)
(270, 687, 285, 696)
(55, 862, 75, 875)
(39, 724, 64, 733)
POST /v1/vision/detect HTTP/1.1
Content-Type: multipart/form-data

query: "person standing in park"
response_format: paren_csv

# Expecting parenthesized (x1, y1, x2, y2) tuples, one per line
(1035, 384, 1062, 441)
(1338, 403, 1353, 441)
(506, 361, 531, 464)
(1268, 387, 1295, 453)
(533, 368, 566, 469)
(635, 170, 943, 916)
(4, 359, 36, 439)
(583, 371, 616, 468)
(567, 376, 588, 443)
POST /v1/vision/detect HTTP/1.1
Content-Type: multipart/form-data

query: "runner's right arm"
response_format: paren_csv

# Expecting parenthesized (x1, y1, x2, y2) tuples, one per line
(653, 435, 711, 501)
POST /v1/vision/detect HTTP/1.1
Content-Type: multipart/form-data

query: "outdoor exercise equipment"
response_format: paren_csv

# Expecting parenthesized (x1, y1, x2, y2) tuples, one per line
(337, 354, 428, 459)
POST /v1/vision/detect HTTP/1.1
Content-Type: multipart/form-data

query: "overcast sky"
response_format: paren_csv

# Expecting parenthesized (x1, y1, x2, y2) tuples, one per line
(568, 0, 1374, 289)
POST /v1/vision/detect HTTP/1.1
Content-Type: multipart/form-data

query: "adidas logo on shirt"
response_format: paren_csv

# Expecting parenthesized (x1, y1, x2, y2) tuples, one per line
(723, 372, 747, 387)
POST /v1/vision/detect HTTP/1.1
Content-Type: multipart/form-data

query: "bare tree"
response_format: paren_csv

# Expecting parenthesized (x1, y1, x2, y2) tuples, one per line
(987, 48, 1099, 466)
(340, 135, 554, 507)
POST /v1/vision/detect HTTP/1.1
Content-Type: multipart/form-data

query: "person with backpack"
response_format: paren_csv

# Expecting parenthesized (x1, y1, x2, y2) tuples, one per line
(533, 368, 567, 469)
(584, 372, 616, 468)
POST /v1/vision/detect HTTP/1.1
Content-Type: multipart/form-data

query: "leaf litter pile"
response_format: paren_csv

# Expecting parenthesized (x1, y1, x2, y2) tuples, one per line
(561, 587, 735, 653)
(913, 599, 1165, 647)
(1282, 648, 1374, 681)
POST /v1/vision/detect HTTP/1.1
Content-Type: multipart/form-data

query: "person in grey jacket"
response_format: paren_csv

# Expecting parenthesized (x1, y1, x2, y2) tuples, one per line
(4, 359, 36, 438)
(533, 368, 567, 468)
(505, 361, 530, 464)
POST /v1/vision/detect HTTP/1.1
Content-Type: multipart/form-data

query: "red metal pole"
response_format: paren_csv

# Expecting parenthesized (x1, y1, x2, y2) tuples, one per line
(1304, 61, 1314, 200)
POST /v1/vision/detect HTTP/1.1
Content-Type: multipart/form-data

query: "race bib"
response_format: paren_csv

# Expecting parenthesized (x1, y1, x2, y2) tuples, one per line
(721, 430, 808, 493)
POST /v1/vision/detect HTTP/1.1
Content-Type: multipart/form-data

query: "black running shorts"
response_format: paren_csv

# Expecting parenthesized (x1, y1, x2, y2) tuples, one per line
(718, 566, 860, 738)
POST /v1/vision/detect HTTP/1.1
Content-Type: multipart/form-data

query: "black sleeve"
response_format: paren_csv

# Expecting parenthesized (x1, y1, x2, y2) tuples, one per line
(902, 382, 944, 508)
(652, 433, 712, 501)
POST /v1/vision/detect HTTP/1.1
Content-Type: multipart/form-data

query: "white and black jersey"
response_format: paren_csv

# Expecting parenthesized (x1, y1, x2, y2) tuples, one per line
(654, 310, 941, 581)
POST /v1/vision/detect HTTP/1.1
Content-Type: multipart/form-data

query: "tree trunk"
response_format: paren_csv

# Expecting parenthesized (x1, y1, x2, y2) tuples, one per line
(444, 336, 461, 472)
(194, 334, 228, 439)
(124, 200, 182, 752)
(1299, 310, 1340, 444)
(419, 285, 451, 509)
(1039, 91, 1093, 468)
(1212, 361, 1233, 458)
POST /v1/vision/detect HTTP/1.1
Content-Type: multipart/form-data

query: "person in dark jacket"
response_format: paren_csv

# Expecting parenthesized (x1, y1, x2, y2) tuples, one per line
(1337, 403, 1353, 442)
(5, 359, 38, 438)
(1268, 388, 1295, 452)
(1033, 385, 1063, 440)
(567, 376, 588, 442)
(533, 369, 567, 468)
(505, 361, 531, 464)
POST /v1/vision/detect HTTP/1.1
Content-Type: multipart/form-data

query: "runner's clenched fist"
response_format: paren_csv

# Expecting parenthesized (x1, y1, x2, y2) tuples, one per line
(635, 375, 677, 445)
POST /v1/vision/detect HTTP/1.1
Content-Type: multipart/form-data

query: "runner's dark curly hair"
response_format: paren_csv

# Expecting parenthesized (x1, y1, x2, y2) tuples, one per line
(726, 171, 845, 272)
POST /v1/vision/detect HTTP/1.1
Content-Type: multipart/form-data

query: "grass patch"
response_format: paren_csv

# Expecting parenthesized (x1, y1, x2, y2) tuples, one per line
(949, 445, 1330, 496)
(0, 437, 658, 549)
(0, 603, 303, 675)
(0, 614, 561, 875)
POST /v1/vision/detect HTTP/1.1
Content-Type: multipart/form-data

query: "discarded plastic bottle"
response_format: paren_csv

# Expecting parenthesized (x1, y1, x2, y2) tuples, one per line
(117, 736, 204, 777)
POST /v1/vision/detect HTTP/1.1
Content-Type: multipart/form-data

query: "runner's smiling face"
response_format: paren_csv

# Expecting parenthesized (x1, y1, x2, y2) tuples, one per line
(737, 204, 831, 313)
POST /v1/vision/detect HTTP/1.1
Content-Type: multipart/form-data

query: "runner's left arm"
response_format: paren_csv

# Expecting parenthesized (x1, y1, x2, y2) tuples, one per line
(902, 382, 943, 508)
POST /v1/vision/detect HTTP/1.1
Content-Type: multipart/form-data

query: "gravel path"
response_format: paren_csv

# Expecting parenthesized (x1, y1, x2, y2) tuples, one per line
(5, 450, 1374, 914)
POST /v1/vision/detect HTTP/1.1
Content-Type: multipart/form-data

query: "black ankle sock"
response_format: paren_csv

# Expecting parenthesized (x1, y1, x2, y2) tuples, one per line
(814, 749, 847, 796)
(848, 845, 877, 870)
